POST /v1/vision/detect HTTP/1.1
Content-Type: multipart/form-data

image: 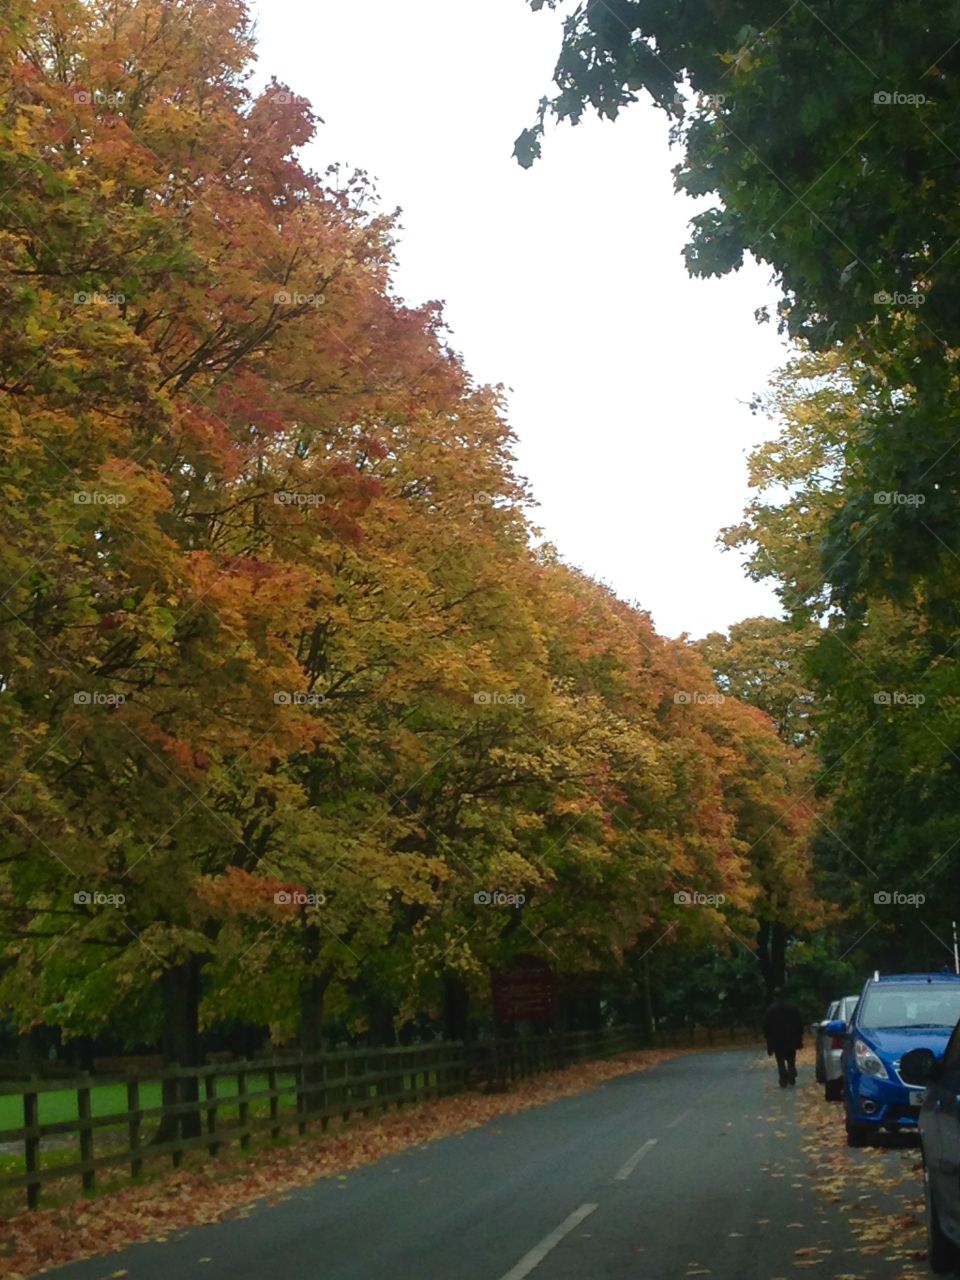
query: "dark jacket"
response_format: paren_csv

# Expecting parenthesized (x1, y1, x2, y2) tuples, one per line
(764, 999, 804, 1054)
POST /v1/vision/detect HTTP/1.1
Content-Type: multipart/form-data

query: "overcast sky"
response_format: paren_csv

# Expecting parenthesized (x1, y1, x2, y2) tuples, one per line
(251, 0, 791, 640)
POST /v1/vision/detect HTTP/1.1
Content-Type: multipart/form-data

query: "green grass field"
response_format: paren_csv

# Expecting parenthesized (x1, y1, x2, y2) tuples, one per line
(0, 1067, 440, 1210)
(0, 1066, 445, 1217)
(0, 1073, 299, 1133)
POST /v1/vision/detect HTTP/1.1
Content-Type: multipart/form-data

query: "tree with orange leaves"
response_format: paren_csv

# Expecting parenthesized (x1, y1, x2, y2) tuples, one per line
(0, 0, 821, 1079)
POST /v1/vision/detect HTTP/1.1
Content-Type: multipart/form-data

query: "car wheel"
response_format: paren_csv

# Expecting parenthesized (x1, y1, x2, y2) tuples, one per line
(824, 1078, 843, 1102)
(925, 1161, 960, 1274)
(845, 1115, 869, 1147)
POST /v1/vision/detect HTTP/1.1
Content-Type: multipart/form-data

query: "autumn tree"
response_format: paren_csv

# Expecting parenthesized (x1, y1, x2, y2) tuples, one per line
(0, 0, 825, 1079)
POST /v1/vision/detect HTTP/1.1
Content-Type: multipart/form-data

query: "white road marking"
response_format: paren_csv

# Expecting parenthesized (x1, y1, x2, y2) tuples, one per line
(666, 1109, 691, 1129)
(613, 1136, 658, 1180)
(497, 1203, 599, 1280)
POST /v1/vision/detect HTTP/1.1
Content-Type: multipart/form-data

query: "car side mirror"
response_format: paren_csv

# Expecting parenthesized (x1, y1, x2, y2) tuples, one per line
(824, 1019, 847, 1037)
(900, 1047, 941, 1086)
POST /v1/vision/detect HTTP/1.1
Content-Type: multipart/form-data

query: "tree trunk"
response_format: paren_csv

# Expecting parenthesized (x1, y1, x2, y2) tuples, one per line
(442, 973, 470, 1043)
(299, 972, 326, 1054)
(366, 993, 397, 1047)
(17, 1028, 43, 1076)
(299, 968, 330, 1111)
(770, 921, 787, 992)
(642, 953, 656, 1039)
(155, 956, 203, 1143)
(756, 920, 788, 998)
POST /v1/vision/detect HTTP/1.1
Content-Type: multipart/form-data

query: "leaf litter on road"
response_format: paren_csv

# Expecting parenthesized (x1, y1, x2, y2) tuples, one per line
(0, 1046, 685, 1278)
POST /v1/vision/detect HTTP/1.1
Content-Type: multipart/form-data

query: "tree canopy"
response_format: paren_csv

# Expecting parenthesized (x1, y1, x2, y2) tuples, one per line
(519, 0, 960, 609)
(0, 0, 824, 1067)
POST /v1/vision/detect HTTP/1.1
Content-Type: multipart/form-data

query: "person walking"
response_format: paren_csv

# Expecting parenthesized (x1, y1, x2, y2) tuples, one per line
(764, 987, 804, 1086)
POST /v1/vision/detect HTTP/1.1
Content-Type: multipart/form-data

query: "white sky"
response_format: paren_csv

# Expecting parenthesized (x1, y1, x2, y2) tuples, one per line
(251, 0, 790, 640)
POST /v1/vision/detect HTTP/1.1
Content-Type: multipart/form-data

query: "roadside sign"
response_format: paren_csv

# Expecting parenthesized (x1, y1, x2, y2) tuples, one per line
(491, 954, 558, 1024)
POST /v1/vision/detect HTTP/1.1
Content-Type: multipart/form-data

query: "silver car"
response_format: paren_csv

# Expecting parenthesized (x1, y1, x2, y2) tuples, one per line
(812, 993, 859, 1100)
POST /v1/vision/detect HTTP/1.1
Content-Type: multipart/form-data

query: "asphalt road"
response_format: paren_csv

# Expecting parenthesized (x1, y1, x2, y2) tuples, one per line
(47, 1048, 921, 1280)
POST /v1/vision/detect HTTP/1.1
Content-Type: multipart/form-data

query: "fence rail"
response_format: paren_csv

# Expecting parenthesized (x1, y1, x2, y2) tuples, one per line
(0, 1023, 756, 1212)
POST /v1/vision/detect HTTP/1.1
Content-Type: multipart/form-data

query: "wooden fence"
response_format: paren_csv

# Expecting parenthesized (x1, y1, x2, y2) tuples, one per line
(0, 1023, 755, 1212)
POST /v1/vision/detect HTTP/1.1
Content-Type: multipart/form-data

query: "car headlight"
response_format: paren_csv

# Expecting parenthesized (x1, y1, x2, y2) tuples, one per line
(854, 1038, 888, 1079)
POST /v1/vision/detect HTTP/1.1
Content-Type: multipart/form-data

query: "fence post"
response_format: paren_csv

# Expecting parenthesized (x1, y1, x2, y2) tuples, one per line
(340, 1056, 351, 1123)
(24, 1088, 39, 1210)
(77, 1078, 95, 1192)
(395, 1051, 406, 1109)
(296, 1061, 307, 1136)
(268, 1067, 280, 1140)
(359, 1053, 372, 1118)
(318, 1055, 330, 1131)
(206, 1073, 219, 1156)
(237, 1067, 250, 1151)
(171, 1075, 184, 1169)
(127, 1078, 142, 1178)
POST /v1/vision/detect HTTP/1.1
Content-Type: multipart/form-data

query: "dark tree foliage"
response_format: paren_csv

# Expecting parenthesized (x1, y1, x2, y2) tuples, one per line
(520, 1, 960, 608)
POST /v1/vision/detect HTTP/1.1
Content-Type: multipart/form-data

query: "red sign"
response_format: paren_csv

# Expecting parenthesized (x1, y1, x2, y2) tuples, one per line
(491, 955, 558, 1024)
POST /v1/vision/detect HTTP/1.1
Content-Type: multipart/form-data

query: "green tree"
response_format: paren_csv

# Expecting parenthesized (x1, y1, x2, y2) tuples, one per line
(518, 1, 960, 604)
(699, 616, 818, 745)
(726, 350, 960, 972)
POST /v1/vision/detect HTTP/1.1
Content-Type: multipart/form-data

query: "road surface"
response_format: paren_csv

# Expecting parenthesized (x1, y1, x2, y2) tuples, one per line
(47, 1048, 923, 1280)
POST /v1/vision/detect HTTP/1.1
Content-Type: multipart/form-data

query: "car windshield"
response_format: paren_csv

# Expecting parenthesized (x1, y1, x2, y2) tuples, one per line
(840, 995, 859, 1021)
(858, 984, 960, 1030)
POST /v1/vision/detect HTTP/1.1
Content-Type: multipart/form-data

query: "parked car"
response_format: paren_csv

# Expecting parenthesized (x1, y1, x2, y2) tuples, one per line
(814, 1000, 839, 1085)
(825, 972, 960, 1147)
(901, 1027, 960, 1274)
(812, 993, 859, 1101)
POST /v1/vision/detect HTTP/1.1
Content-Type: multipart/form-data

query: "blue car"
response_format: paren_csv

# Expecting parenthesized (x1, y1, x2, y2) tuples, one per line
(825, 972, 960, 1147)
